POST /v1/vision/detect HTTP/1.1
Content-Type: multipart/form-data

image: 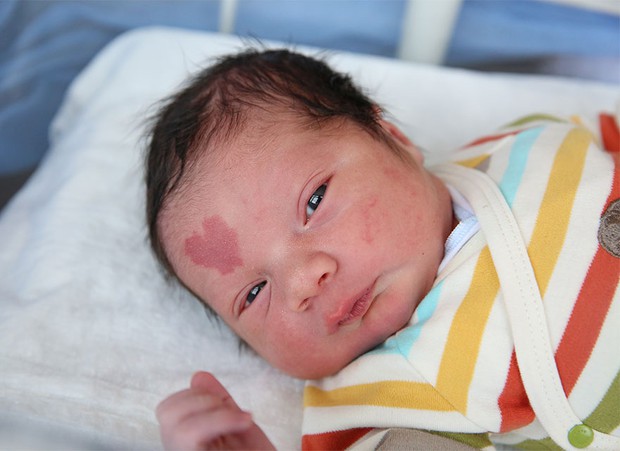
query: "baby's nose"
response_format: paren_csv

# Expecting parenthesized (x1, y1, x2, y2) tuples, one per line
(285, 251, 336, 311)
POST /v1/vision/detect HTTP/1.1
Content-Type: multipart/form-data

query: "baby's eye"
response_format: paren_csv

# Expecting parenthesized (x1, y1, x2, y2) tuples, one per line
(245, 281, 266, 307)
(306, 184, 327, 220)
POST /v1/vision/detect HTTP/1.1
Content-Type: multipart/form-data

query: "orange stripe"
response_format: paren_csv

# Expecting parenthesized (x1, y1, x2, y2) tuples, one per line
(498, 354, 534, 432)
(555, 159, 619, 395)
(600, 113, 620, 153)
(302, 428, 372, 450)
(500, 140, 619, 432)
(463, 129, 522, 148)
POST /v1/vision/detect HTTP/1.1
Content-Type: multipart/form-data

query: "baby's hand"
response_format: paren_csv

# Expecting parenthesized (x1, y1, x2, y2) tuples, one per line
(156, 371, 275, 450)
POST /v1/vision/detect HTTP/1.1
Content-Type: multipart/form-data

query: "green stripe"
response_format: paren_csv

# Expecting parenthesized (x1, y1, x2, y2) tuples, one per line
(513, 371, 620, 449)
(505, 114, 565, 128)
(428, 431, 493, 449)
(515, 437, 562, 450)
(584, 370, 620, 433)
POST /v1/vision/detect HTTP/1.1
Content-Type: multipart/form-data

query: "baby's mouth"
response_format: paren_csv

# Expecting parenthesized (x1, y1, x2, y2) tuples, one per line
(337, 286, 374, 327)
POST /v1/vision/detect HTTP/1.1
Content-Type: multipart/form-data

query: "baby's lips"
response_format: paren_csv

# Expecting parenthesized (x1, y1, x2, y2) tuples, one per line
(323, 284, 374, 333)
(324, 301, 351, 333)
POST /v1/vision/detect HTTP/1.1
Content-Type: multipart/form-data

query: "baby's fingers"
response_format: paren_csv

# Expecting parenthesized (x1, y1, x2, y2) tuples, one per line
(190, 372, 235, 402)
(190, 372, 247, 412)
(166, 407, 254, 450)
(156, 389, 224, 427)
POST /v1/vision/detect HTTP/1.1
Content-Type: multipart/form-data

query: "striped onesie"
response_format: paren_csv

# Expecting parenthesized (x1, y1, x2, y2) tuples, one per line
(302, 115, 620, 450)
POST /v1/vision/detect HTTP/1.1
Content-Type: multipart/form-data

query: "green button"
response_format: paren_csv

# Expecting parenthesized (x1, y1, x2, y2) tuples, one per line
(568, 424, 594, 448)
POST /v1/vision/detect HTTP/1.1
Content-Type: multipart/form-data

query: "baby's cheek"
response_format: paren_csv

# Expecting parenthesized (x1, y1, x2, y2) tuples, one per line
(360, 197, 380, 245)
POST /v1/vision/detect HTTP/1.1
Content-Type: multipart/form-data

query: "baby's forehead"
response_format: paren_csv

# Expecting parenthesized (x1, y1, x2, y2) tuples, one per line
(178, 112, 397, 194)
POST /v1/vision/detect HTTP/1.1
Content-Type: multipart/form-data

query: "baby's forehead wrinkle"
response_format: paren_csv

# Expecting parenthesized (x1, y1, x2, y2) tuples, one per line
(184, 215, 244, 276)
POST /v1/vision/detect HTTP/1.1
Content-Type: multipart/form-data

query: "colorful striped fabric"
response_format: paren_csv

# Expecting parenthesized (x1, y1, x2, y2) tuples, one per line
(302, 115, 620, 450)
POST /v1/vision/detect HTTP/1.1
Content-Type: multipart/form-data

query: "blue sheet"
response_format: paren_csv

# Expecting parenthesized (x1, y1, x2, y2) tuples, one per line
(0, 0, 618, 180)
(448, 0, 620, 64)
(0, 0, 221, 175)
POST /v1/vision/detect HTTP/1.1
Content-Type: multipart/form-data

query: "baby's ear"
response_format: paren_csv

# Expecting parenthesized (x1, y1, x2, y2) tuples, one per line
(379, 119, 424, 165)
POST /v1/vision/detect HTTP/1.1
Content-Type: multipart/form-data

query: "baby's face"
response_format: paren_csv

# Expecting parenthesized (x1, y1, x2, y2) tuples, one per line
(161, 119, 453, 379)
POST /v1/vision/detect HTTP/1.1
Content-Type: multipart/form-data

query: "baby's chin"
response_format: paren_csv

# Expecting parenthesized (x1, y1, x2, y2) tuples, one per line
(272, 337, 388, 380)
(277, 357, 351, 380)
(264, 303, 411, 379)
(262, 345, 347, 379)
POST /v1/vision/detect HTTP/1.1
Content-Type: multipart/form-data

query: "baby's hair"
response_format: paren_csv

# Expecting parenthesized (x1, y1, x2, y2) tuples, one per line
(145, 47, 395, 304)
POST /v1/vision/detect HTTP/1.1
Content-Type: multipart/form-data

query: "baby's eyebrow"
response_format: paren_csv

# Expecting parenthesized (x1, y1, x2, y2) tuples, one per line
(184, 215, 243, 275)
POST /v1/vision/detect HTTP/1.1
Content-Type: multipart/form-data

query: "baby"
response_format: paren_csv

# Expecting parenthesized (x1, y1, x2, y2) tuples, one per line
(146, 48, 619, 450)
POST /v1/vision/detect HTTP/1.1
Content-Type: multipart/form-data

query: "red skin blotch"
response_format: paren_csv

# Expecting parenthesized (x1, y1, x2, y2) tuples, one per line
(184, 216, 243, 275)
(361, 197, 379, 244)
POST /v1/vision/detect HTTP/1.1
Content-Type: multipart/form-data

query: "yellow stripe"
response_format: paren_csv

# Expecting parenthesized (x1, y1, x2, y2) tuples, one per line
(456, 155, 491, 168)
(570, 116, 600, 146)
(435, 247, 500, 412)
(305, 249, 500, 413)
(527, 128, 590, 296)
(304, 381, 455, 411)
(570, 115, 584, 127)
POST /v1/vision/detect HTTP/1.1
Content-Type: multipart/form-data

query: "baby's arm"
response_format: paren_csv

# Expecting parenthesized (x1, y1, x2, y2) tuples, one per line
(156, 371, 275, 450)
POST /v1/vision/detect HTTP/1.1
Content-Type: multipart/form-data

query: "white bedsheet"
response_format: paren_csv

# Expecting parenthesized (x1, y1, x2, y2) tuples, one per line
(0, 27, 617, 449)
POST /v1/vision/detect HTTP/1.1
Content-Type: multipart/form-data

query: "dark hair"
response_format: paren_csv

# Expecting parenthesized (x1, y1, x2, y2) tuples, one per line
(145, 48, 393, 283)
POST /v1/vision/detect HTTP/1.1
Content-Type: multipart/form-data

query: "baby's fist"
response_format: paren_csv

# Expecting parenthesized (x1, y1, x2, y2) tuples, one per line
(156, 372, 275, 450)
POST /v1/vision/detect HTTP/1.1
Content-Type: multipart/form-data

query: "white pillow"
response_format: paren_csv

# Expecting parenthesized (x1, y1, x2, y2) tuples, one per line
(0, 26, 617, 449)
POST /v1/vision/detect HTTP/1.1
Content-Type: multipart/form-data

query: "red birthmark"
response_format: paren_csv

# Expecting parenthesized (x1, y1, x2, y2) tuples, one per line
(184, 216, 243, 275)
